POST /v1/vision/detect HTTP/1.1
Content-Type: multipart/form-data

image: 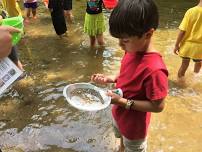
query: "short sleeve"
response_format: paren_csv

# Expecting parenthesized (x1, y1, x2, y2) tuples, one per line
(179, 10, 190, 31)
(144, 70, 168, 101)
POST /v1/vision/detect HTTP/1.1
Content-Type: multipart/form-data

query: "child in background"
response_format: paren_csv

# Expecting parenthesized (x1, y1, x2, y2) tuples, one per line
(64, 0, 74, 23)
(1, 0, 22, 17)
(24, 0, 38, 22)
(48, 0, 67, 37)
(173, 0, 202, 80)
(84, 0, 106, 47)
(91, 0, 168, 151)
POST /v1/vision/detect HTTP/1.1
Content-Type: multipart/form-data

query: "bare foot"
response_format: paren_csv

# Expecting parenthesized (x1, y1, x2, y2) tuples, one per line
(177, 76, 185, 84)
(68, 15, 74, 23)
(24, 18, 30, 24)
(58, 35, 63, 39)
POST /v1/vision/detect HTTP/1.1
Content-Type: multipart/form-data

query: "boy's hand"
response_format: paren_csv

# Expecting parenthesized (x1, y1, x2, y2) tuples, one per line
(107, 90, 122, 104)
(173, 45, 180, 55)
(91, 74, 109, 84)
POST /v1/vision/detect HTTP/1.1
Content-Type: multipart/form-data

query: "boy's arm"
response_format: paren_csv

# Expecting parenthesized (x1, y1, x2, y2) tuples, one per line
(174, 30, 186, 55)
(111, 97, 165, 113)
(109, 69, 167, 113)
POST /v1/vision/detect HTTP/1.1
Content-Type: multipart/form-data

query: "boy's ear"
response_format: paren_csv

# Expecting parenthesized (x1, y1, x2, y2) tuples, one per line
(144, 28, 155, 39)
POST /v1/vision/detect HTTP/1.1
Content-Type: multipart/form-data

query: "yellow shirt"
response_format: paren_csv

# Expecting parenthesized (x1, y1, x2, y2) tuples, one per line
(1, 0, 22, 17)
(179, 6, 202, 60)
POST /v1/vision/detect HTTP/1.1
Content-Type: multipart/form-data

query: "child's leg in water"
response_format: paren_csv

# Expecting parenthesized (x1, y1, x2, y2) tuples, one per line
(96, 34, 104, 46)
(32, 9, 37, 19)
(178, 58, 190, 78)
(119, 136, 125, 152)
(194, 61, 202, 73)
(65, 10, 74, 23)
(25, 8, 31, 22)
(89, 36, 96, 47)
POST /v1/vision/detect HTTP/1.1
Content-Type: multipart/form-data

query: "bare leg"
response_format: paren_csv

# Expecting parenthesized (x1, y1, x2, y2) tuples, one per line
(25, 8, 31, 23)
(194, 61, 202, 73)
(119, 136, 125, 152)
(32, 9, 37, 19)
(178, 58, 190, 78)
(64, 10, 73, 23)
(90, 36, 96, 47)
(96, 34, 104, 46)
(27, 8, 31, 18)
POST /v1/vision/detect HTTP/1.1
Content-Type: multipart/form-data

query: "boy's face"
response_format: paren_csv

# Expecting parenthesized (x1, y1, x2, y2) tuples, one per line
(118, 29, 154, 53)
(118, 36, 147, 53)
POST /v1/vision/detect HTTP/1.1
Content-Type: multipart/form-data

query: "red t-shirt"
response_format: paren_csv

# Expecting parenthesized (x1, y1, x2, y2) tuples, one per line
(112, 52, 168, 140)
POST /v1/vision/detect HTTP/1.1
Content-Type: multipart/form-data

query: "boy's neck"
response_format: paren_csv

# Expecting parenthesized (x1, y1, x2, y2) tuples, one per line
(144, 40, 157, 53)
(199, 1, 202, 6)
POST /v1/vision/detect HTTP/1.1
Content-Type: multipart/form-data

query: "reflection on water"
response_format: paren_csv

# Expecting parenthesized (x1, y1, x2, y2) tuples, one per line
(0, 0, 201, 152)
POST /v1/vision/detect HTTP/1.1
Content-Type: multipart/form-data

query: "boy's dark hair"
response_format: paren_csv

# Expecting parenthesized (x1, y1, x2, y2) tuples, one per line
(109, 0, 159, 38)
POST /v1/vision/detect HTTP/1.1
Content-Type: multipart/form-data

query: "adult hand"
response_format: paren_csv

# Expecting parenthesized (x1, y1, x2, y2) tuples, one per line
(0, 26, 21, 33)
(0, 26, 20, 59)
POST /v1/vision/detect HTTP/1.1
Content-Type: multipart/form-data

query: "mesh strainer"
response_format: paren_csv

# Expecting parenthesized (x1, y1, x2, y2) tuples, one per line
(63, 83, 111, 111)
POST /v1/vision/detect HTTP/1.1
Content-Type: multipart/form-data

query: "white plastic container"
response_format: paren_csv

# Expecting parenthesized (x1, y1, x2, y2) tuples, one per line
(63, 83, 111, 111)
(113, 88, 123, 97)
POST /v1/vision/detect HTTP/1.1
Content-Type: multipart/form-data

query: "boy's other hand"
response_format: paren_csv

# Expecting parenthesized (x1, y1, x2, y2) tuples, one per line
(91, 74, 109, 84)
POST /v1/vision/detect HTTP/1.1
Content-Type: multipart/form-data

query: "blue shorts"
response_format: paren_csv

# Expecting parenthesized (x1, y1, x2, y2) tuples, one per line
(24, 2, 38, 9)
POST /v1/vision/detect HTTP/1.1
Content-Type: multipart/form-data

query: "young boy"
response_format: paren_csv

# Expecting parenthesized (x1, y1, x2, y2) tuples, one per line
(91, 0, 168, 151)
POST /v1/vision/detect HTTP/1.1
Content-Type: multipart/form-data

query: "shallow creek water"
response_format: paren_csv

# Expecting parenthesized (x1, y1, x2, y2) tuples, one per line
(0, 0, 201, 152)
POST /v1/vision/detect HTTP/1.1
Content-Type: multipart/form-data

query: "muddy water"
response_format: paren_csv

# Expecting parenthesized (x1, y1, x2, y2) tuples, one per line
(0, 0, 201, 152)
